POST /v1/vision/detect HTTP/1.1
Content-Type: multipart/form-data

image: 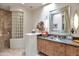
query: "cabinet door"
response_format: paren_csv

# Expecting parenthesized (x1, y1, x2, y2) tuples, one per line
(45, 40, 65, 56)
(37, 39, 46, 53)
(75, 47, 79, 56)
(37, 39, 65, 56)
(45, 40, 55, 56)
(52, 42, 65, 56)
(65, 45, 77, 56)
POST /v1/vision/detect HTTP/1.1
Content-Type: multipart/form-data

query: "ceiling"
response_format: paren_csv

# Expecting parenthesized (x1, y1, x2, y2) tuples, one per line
(0, 3, 50, 10)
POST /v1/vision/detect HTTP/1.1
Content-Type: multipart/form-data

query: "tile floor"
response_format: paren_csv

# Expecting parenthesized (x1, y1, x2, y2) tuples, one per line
(0, 48, 25, 56)
(0, 48, 46, 56)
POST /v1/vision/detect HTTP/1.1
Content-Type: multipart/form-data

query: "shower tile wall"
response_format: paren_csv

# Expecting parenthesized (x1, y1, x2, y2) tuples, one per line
(0, 8, 12, 48)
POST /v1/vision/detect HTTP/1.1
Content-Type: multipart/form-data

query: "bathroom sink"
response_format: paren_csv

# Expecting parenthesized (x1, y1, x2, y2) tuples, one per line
(48, 36, 56, 39)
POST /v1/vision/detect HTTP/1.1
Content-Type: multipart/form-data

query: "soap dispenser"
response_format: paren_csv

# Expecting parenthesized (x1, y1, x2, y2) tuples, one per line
(71, 28, 74, 34)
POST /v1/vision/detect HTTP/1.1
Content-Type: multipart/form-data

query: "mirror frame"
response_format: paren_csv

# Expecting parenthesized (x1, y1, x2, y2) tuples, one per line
(49, 6, 70, 33)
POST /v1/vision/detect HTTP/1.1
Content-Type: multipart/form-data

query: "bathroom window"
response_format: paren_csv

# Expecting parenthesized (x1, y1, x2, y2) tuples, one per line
(12, 11, 23, 38)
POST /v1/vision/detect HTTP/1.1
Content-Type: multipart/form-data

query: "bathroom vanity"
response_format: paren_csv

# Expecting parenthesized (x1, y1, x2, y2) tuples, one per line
(37, 33, 79, 56)
(41, 6, 79, 56)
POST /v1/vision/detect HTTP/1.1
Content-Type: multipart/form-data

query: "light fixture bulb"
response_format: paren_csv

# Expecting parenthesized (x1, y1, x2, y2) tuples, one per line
(74, 13, 79, 29)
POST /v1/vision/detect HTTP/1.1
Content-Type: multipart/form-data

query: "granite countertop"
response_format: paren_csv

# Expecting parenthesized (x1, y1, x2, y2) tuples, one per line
(50, 31, 79, 37)
(50, 32, 70, 36)
(71, 34, 79, 38)
(38, 36, 79, 47)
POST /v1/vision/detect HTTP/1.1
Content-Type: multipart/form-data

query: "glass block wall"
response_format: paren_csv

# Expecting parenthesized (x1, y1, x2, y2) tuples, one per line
(12, 11, 23, 38)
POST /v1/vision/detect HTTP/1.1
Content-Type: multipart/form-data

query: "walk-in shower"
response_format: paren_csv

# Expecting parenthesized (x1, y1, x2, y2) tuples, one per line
(10, 11, 24, 48)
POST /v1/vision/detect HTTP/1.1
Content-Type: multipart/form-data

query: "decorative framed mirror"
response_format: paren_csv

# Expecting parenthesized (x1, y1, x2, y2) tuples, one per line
(49, 6, 70, 33)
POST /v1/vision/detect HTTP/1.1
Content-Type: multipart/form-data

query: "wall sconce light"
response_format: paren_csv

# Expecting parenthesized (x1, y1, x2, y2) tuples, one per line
(74, 13, 79, 30)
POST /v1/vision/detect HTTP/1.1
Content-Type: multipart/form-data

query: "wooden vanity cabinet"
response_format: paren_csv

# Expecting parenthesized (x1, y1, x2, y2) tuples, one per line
(37, 39, 65, 56)
(45, 40, 65, 56)
(75, 47, 79, 56)
(44, 40, 55, 56)
(65, 45, 79, 56)
(37, 39, 46, 53)
(37, 39, 79, 56)
(54, 42, 65, 56)
(65, 45, 77, 56)
(37, 39, 55, 55)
